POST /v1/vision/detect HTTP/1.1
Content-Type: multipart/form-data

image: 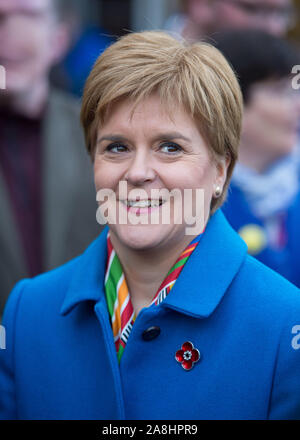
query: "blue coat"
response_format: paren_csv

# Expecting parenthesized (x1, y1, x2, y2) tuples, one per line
(222, 183, 300, 288)
(1, 210, 300, 420)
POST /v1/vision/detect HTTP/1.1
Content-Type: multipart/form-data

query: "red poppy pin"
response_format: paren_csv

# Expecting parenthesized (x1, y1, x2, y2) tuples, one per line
(175, 341, 200, 370)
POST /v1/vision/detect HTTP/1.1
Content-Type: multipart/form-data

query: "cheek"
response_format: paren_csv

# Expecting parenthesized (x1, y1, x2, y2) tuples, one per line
(167, 160, 215, 191)
(163, 161, 215, 218)
(93, 160, 124, 191)
(94, 161, 108, 191)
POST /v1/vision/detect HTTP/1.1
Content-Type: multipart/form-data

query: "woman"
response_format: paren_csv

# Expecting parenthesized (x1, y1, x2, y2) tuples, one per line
(0, 31, 299, 420)
(215, 30, 300, 288)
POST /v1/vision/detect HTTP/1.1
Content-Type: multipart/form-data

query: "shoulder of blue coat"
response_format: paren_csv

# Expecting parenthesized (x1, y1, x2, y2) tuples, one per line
(237, 253, 300, 313)
(5, 256, 82, 317)
(4, 230, 108, 320)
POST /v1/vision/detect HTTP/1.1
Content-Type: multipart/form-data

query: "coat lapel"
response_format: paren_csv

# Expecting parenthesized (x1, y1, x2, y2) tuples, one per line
(162, 210, 248, 317)
(60, 226, 109, 315)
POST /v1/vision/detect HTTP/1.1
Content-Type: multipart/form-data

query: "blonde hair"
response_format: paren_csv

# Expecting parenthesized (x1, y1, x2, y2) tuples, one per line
(81, 31, 243, 212)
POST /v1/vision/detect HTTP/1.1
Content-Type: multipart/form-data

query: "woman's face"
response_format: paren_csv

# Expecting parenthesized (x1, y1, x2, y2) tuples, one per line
(94, 94, 227, 252)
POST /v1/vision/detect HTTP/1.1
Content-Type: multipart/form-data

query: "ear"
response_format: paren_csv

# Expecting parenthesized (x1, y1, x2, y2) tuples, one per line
(214, 154, 231, 192)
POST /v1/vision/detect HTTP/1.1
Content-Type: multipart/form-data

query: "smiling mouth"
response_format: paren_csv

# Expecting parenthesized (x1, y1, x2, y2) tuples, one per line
(120, 198, 166, 208)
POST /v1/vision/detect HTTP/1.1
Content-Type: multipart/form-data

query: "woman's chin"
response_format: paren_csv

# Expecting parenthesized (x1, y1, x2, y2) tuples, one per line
(109, 223, 174, 251)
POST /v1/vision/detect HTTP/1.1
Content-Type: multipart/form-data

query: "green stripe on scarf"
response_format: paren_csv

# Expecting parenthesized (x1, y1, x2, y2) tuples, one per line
(105, 254, 123, 316)
(166, 255, 189, 275)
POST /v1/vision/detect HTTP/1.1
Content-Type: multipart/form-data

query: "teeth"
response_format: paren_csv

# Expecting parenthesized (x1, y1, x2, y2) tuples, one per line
(150, 200, 162, 208)
(123, 200, 163, 208)
(129, 200, 151, 208)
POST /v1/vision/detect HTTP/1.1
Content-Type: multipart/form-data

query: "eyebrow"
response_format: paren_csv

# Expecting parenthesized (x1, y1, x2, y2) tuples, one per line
(152, 132, 191, 143)
(97, 135, 129, 144)
(97, 132, 191, 144)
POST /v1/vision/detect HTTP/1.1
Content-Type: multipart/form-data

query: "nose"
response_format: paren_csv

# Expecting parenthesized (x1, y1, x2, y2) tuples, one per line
(124, 148, 156, 185)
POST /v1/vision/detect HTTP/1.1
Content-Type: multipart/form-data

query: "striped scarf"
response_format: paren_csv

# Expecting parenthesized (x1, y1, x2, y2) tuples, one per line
(104, 232, 200, 362)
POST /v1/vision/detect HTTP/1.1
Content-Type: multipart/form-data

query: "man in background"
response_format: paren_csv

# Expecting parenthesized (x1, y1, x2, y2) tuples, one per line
(215, 29, 300, 287)
(165, 0, 294, 41)
(0, 0, 100, 315)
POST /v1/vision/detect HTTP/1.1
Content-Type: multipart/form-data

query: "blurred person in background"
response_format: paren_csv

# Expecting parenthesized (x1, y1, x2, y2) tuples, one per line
(165, 0, 295, 41)
(59, 24, 113, 97)
(52, 0, 114, 97)
(164, 0, 215, 40)
(0, 0, 100, 316)
(214, 30, 300, 287)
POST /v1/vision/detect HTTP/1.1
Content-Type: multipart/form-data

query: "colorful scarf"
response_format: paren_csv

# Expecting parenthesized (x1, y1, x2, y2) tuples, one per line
(104, 232, 201, 362)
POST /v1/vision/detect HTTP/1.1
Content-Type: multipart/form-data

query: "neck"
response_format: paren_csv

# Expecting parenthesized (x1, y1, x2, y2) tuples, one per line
(109, 232, 197, 315)
(0, 79, 49, 118)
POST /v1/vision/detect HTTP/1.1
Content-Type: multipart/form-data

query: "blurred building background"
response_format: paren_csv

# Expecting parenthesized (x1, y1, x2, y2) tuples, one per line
(288, 0, 300, 40)
(51, 0, 181, 95)
(67, 0, 181, 36)
(52, 0, 300, 96)
(56, 0, 300, 39)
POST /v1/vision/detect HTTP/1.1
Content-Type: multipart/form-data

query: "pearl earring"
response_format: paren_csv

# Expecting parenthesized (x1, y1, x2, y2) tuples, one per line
(214, 185, 222, 198)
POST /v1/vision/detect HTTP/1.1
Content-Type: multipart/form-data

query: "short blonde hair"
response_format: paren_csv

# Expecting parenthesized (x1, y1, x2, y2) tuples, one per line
(81, 31, 243, 212)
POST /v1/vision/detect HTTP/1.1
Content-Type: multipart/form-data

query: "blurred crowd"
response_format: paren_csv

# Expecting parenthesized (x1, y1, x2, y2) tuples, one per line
(0, 0, 300, 316)
(165, 0, 297, 39)
(0, 0, 101, 315)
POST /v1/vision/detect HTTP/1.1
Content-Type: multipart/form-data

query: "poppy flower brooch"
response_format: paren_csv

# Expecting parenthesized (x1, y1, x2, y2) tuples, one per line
(175, 341, 200, 371)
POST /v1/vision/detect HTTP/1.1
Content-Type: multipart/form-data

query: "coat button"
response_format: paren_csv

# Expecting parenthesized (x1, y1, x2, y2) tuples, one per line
(142, 326, 161, 341)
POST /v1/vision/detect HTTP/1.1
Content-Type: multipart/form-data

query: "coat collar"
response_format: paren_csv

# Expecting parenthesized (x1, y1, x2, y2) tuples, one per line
(60, 225, 109, 315)
(161, 209, 247, 317)
(60, 210, 247, 318)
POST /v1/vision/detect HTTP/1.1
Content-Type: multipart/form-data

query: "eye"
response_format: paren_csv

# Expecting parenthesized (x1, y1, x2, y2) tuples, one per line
(105, 142, 129, 154)
(160, 142, 183, 154)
